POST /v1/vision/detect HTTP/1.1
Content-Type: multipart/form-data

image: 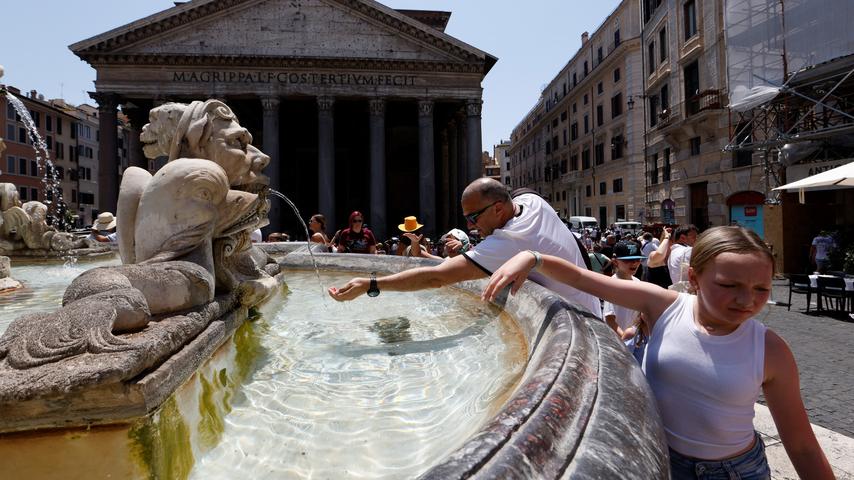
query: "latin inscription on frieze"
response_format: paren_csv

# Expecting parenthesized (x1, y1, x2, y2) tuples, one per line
(173, 71, 417, 86)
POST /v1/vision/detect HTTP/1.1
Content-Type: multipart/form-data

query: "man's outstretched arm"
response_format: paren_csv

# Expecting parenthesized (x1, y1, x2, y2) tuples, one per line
(328, 254, 486, 301)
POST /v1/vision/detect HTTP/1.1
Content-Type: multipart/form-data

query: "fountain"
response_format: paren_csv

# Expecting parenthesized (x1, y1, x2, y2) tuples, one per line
(0, 66, 110, 259)
(0, 97, 667, 479)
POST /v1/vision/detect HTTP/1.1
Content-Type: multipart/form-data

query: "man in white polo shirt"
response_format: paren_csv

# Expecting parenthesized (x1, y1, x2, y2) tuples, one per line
(667, 224, 699, 284)
(328, 178, 601, 318)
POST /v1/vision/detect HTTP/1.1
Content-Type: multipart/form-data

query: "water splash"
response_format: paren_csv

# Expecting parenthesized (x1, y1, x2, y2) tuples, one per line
(5, 92, 69, 231)
(267, 188, 326, 297)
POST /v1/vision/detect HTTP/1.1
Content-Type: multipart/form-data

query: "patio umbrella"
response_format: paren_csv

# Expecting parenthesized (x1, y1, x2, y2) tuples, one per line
(773, 161, 854, 203)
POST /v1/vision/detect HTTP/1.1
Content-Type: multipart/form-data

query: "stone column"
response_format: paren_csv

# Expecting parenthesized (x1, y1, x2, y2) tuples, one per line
(317, 96, 336, 232)
(368, 98, 387, 241)
(439, 128, 450, 233)
(90, 92, 119, 215)
(121, 106, 148, 170)
(465, 99, 483, 183)
(261, 96, 282, 235)
(417, 99, 436, 238)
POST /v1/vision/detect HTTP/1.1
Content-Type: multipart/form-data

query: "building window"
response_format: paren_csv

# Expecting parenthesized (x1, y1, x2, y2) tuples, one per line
(30, 188, 38, 201)
(596, 105, 604, 126)
(46, 115, 52, 132)
(573, 72, 578, 86)
(663, 148, 672, 181)
(649, 153, 659, 185)
(660, 84, 670, 112)
(583, 94, 588, 105)
(6, 102, 15, 120)
(563, 129, 567, 145)
(6, 125, 14, 142)
(597, 46, 603, 63)
(611, 135, 624, 159)
(72, 189, 77, 203)
(595, 143, 605, 165)
(570, 122, 578, 141)
(597, 82, 604, 95)
(582, 149, 591, 169)
(18, 127, 26, 143)
(616, 204, 626, 221)
(614, 68, 621, 83)
(690, 136, 701, 155)
(611, 93, 623, 118)
(584, 115, 589, 134)
(571, 154, 579, 171)
(614, 28, 621, 46)
(6, 156, 14, 175)
(648, 42, 656, 70)
(585, 207, 592, 217)
(586, 185, 592, 197)
(19, 186, 27, 201)
(684, 0, 697, 39)
(685, 61, 700, 114)
(30, 111, 40, 129)
(30, 160, 38, 176)
(599, 182, 607, 195)
(46, 136, 53, 150)
(560, 111, 567, 122)
(19, 158, 26, 175)
(649, 95, 660, 127)
(572, 103, 577, 114)
(659, 27, 667, 63)
(613, 178, 623, 192)
(584, 61, 588, 76)
(56, 117, 63, 135)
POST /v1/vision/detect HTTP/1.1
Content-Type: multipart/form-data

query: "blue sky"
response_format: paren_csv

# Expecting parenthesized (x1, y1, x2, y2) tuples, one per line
(1, 0, 621, 153)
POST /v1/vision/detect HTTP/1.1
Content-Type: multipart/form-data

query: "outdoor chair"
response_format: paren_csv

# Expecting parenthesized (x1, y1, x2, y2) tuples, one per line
(816, 276, 847, 312)
(787, 274, 814, 312)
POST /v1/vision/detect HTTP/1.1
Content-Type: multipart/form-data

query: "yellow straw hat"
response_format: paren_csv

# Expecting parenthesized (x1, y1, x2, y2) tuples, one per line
(398, 216, 424, 232)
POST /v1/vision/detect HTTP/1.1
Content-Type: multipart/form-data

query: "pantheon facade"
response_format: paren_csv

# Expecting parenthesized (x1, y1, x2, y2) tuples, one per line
(71, 0, 495, 240)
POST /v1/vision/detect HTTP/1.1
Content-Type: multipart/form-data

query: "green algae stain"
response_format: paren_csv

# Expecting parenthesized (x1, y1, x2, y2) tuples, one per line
(128, 397, 194, 480)
(197, 374, 227, 451)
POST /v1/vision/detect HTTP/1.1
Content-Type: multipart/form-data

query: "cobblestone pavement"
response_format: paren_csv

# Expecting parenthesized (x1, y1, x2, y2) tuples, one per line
(760, 280, 854, 439)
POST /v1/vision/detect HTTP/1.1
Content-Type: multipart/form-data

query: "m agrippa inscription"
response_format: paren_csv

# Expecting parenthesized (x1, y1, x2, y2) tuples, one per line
(173, 71, 418, 86)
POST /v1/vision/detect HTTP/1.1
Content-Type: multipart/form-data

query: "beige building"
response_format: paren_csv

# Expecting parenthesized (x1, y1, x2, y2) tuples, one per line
(641, 0, 765, 231)
(494, 139, 511, 187)
(509, 0, 645, 225)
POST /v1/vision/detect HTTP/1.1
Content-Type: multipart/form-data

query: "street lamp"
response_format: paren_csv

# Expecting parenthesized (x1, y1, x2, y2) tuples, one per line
(627, 94, 646, 111)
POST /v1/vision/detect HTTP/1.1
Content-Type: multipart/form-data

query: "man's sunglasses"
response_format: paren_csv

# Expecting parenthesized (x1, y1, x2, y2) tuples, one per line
(464, 201, 498, 224)
(352, 219, 363, 223)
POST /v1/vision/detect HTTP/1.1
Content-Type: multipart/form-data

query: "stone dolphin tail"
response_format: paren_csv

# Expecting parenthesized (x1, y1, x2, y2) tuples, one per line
(117, 166, 153, 264)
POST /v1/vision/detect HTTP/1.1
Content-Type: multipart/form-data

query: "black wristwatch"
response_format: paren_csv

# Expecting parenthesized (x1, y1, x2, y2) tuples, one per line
(367, 272, 380, 297)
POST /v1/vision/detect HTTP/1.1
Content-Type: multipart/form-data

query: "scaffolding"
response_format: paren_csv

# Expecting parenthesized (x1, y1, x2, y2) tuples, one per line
(724, 0, 854, 202)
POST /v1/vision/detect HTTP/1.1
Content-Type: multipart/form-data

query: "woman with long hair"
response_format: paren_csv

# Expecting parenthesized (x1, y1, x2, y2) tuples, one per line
(308, 214, 330, 245)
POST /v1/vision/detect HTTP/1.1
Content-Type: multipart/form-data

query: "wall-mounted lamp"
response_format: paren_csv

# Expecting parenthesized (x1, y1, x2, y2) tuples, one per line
(626, 94, 647, 111)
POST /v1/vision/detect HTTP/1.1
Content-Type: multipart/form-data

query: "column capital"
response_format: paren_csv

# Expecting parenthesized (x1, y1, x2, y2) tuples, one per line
(89, 91, 119, 111)
(418, 99, 434, 117)
(465, 99, 483, 117)
(317, 96, 335, 112)
(368, 98, 386, 116)
(261, 96, 280, 111)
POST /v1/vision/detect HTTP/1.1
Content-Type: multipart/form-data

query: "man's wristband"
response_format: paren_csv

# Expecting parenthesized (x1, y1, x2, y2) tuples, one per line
(528, 250, 543, 271)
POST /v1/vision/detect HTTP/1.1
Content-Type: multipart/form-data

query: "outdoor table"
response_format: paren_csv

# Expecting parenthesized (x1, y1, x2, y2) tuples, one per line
(808, 275, 854, 291)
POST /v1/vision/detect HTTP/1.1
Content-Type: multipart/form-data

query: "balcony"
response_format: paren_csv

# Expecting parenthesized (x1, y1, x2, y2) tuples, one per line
(686, 89, 724, 116)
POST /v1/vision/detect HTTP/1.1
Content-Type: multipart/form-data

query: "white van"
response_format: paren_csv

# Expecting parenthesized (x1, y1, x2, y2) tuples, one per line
(568, 216, 599, 232)
(613, 221, 642, 236)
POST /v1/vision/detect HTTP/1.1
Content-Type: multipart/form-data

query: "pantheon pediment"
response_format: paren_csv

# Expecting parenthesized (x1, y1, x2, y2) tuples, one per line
(71, 0, 495, 72)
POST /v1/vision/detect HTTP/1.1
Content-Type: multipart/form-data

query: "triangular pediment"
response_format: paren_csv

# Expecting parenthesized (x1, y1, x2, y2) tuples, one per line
(70, 0, 495, 70)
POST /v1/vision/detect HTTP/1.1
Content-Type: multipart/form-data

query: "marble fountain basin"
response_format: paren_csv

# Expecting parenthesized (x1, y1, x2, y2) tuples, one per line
(0, 251, 666, 479)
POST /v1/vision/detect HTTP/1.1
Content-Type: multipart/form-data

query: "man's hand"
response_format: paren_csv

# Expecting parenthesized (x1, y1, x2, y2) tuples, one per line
(403, 233, 423, 256)
(328, 277, 370, 301)
(444, 238, 463, 257)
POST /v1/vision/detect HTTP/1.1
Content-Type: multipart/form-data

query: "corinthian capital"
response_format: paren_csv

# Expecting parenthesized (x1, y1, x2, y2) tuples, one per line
(261, 97, 280, 111)
(418, 100, 434, 117)
(369, 98, 386, 116)
(466, 99, 483, 117)
(89, 91, 119, 111)
(317, 96, 335, 112)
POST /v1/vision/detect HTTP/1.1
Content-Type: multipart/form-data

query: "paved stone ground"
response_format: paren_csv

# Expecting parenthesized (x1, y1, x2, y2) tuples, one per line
(760, 280, 854, 439)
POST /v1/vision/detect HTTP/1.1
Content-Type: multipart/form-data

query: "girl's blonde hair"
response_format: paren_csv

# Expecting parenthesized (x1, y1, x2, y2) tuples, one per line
(690, 226, 774, 275)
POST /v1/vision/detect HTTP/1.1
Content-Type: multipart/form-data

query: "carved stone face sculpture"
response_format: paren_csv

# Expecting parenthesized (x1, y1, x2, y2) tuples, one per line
(140, 100, 269, 189)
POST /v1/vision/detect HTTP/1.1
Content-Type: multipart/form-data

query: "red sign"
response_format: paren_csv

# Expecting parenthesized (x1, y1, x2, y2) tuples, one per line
(744, 206, 757, 216)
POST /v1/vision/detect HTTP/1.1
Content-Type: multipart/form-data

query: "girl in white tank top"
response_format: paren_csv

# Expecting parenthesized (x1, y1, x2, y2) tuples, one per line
(482, 226, 833, 479)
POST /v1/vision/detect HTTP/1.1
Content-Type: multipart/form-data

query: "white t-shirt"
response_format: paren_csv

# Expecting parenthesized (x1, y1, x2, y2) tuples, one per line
(250, 229, 263, 243)
(667, 243, 692, 284)
(644, 293, 766, 459)
(812, 235, 835, 260)
(640, 240, 656, 266)
(464, 194, 601, 318)
(602, 275, 641, 330)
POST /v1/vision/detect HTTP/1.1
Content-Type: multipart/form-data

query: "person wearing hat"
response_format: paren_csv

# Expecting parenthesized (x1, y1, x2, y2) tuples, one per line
(396, 216, 427, 257)
(90, 212, 118, 244)
(409, 228, 471, 260)
(328, 178, 600, 318)
(602, 241, 645, 340)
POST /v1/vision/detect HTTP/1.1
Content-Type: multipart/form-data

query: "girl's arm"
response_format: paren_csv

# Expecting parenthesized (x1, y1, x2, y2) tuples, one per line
(482, 251, 676, 329)
(763, 330, 833, 479)
(647, 228, 672, 267)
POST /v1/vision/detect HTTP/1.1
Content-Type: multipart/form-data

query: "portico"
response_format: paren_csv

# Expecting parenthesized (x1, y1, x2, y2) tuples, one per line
(70, 0, 495, 239)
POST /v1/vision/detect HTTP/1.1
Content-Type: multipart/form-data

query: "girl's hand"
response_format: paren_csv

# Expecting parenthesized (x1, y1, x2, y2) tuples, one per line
(482, 251, 537, 302)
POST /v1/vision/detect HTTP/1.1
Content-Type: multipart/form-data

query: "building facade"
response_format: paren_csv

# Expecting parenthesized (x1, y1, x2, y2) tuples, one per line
(641, 0, 765, 232)
(71, 0, 495, 241)
(508, 0, 645, 225)
(494, 139, 511, 187)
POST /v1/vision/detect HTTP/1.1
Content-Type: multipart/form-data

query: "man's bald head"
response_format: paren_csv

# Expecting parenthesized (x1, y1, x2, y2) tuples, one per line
(462, 178, 511, 204)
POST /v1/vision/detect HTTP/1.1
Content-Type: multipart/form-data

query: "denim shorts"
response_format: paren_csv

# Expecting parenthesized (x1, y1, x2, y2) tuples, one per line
(668, 432, 770, 480)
